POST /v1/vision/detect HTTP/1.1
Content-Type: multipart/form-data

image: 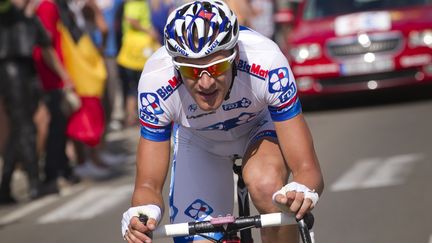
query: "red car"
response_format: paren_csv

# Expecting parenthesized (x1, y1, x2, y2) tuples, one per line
(282, 0, 432, 96)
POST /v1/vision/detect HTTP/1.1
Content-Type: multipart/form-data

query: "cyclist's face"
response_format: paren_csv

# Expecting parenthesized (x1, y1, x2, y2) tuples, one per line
(175, 49, 235, 111)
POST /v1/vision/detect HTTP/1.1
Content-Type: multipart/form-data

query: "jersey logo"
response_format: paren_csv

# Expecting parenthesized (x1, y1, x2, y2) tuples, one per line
(199, 112, 258, 131)
(173, 44, 189, 56)
(222, 97, 251, 111)
(237, 59, 269, 80)
(139, 92, 164, 125)
(187, 110, 216, 120)
(197, 9, 215, 21)
(188, 104, 198, 112)
(278, 83, 297, 104)
(157, 76, 181, 101)
(205, 40, 220, 55)
(268, 67, 297, 104)
(269, 67, 290, 93)
(185, 199, 213, 220)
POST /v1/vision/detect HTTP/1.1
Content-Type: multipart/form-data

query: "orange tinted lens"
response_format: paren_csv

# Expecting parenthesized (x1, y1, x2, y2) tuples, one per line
(207, 61, 232, 77)
(178, 60, 232, 79)
(178, 66, 202, 79)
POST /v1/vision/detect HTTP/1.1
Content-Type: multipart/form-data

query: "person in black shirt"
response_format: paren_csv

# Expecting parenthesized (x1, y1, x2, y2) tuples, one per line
(0, 0, 71, 204)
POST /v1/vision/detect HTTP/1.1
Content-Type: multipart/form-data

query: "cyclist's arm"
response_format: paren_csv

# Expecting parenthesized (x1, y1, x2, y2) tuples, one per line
(274, 114, 324, 195)
(132, 136, 171, 211)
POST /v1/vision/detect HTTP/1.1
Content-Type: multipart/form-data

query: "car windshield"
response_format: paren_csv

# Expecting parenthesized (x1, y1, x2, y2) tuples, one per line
(303, 0, 432, 20)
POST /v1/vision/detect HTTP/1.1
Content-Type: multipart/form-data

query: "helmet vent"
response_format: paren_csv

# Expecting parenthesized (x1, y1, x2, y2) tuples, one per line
(203, 1, 212, 11)
(164, 0, 239, 58)
(209, 22, 219, 44)
(232, 19, 238, 36)
(176, 24, 186, 49)
(192, 4, 197, 13)
(191, 24, 200, 51)
(178, 6, 188, 16)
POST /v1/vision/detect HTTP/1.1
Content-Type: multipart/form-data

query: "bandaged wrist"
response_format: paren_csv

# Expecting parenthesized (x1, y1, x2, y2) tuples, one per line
(272, 182, 319, 207)
(121, 204, 162, 238)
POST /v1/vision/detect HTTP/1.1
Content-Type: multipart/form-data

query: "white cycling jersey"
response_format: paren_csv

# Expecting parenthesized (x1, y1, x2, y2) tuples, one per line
(137, 27, 301, 243)
(137, 27, 301, 142)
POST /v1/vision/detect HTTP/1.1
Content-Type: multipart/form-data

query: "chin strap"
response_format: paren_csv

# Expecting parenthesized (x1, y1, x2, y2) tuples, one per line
(224, 63, 237, 101)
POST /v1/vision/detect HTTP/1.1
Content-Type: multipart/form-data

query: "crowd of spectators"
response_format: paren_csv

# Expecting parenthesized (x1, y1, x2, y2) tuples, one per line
(0, 0, 286, 206)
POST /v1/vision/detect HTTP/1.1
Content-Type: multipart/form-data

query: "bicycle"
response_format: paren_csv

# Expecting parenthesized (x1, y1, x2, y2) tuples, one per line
(140, 211, 314, 243)
(139, 157, 315, 243)
(232, 158, 315, 243)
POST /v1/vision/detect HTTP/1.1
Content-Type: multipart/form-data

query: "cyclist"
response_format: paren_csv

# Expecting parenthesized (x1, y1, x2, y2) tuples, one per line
(121, 1, 324, 242)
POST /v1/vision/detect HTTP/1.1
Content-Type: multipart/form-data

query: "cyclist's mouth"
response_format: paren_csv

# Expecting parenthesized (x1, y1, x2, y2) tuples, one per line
(198, 90, 218, 99)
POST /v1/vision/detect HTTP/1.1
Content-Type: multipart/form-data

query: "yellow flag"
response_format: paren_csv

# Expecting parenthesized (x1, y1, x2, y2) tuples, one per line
(59, 23, 107, 97)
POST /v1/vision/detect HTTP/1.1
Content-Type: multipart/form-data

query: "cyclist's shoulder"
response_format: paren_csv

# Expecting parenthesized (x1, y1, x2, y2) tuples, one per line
(236, 29, 287, 83)
(238, 27, 281, 54)
(139, 47, 181, 100)
(141, 47, 176, 82)
(237, 28, 285, 68)
(142, 47, 173, 71)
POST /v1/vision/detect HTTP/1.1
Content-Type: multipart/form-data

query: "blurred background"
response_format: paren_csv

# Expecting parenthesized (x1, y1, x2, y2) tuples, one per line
(1, 0, 432, 242)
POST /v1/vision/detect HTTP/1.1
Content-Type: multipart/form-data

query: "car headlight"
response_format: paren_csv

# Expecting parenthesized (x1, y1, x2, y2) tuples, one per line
(290, 43, 321, 63)
(409, 29, 432, 48)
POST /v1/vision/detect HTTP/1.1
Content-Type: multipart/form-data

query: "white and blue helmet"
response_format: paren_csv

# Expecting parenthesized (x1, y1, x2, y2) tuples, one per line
(164, 0, 239, 59)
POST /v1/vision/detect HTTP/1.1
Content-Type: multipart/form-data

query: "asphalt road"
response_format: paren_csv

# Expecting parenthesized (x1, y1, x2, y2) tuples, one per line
(0, 86, 431, 243)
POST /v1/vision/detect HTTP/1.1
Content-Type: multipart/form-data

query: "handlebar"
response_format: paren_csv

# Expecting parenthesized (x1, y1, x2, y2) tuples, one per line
(140, 212, 314, 241)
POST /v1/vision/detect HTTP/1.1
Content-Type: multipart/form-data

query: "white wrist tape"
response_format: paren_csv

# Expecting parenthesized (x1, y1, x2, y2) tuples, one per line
(121, 204, 162, 238)
(272, 182, 319, 207)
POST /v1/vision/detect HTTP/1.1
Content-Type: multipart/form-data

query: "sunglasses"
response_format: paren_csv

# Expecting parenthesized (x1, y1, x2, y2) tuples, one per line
(173, 50, 237, 79)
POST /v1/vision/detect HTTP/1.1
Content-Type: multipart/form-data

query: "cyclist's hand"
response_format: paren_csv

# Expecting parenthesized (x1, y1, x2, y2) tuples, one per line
(125, 216, 156, 242)
(121, 205, 161, 242)
(272, 182, 319, 219)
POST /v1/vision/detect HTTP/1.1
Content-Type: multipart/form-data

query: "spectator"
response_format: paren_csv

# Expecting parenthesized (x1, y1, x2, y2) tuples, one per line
(0, 0, 71, 204)
(91, 0, 125, 132)
(33, 0, 80, 191)
(273, 0, 297, 55)
(249, 0, 274, 39)
(0, 101, 7, 156)
(149, 0, 174, 45)
(224, 0, 254, 26)
(225, 0, 275, 39)
(172, 0, 192, 7)
(116, 0, 160, 127)
(57, 0, 115, 180)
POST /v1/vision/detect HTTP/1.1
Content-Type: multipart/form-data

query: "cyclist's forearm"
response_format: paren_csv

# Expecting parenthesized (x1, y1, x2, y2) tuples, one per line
(274, 115, 324, 194)
(291, 166, 324, 196)
(132, 137, 171, 212)
(131, 186, 164, 212)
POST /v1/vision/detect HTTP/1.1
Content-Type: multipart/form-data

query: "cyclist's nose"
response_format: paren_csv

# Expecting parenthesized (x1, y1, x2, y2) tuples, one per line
(198, 72, 216, 90)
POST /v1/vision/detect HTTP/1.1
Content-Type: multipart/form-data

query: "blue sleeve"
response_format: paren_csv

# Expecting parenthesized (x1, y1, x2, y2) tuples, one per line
(268, 98, 302, 121)
(140, 123, 172, 141)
